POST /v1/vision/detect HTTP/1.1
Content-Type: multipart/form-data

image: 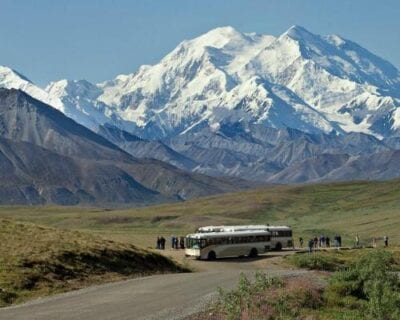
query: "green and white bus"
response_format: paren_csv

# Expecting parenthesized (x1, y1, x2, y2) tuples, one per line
(185, 229, 272, 260)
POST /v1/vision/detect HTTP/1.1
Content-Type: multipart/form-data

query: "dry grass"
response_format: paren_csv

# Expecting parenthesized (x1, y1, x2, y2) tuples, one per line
(0, 219, 187, 307)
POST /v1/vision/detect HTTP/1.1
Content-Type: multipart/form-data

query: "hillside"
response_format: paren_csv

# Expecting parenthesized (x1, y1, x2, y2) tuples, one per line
(1, 179, 399, 247)
(0, 219, 187, 307)
(0, 88, 244, 205)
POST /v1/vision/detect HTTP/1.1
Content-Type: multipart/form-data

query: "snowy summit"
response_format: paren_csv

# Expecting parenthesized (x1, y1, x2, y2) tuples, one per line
(1, 26, 400, 139)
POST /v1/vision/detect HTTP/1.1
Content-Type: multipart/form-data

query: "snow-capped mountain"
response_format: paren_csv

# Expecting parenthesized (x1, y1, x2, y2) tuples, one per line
(2, 25, 400, 186)
(45, 79, 126, 131)
(95, 25, 400, 139)
(1, 25, 400, 139)
(0, 65, 64, 111)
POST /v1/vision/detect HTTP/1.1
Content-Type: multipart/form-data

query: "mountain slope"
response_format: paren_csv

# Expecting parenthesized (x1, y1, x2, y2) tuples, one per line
(45, 79, 123, 131)
(0, 88, 242, 205)
(0, 88, 130, 161)
(98, 124, 197, 170)
(0, 136, 159, 205)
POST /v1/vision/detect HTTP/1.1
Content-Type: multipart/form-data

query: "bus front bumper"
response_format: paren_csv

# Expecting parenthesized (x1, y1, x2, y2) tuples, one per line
(185, 248, 201, 258)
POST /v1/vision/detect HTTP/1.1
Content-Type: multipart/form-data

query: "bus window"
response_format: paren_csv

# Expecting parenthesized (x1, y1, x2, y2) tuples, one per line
(186, 238, 207, 249)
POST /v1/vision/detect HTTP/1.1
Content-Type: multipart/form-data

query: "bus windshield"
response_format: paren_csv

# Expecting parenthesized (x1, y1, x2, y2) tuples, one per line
(186, 237, 206, 249)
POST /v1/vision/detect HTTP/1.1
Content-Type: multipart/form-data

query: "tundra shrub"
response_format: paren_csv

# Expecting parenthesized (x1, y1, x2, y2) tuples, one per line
(217, 272, 322, 320)
(325, 250, 400, 320)
(217, 272, 284, 320)
(289, 253, 343, 271)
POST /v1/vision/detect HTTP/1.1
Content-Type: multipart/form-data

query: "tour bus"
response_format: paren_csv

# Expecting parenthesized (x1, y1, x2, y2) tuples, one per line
(196, 225, 293, 251)
(267, 226, 293, 250)
(185, 229, 272, 260)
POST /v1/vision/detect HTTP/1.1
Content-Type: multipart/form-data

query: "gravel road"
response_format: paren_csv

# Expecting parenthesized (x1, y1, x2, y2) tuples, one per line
(0, 252, 305, 320)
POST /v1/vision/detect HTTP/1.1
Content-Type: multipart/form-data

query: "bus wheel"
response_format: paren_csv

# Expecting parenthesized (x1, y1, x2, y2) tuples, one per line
(249, 248, 258, 258)
(275, 242, 282, 251)
(207, 251, 216, 260)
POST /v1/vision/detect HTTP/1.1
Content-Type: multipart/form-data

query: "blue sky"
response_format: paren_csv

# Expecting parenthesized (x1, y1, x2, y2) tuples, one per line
(1, 0, 399, 86)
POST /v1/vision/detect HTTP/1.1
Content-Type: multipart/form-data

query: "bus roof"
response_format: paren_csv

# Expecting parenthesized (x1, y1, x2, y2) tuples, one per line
(196, 225, 291, 232)
(187, 229, 271, 239)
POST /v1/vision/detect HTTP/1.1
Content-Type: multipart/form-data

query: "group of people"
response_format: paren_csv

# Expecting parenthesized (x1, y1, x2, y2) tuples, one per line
(372, 235, 389, 247)
(156, 236, 166, 250)
(299, 234, 390, 252)
(171, 236, 185, 249)
(298, 234, 342, 253)
(156, 236, 185, 250)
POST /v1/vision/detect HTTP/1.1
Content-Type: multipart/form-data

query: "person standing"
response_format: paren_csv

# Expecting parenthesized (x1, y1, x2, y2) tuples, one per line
(326, 236, 330, 248)
(299, 237, 304, 248)
(171, 236, 176, 249)
(355, 234, 360, 247)
(384, 235, 388, 247)
(180, 236, 185, 249)
(334, 235, 339, 248)
(156, 236, 161, 249)
(160, 236, 166, 250)
(308, 238, 314, 253)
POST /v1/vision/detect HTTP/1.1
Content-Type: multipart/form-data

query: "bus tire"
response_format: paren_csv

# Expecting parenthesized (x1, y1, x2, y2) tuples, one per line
(207, 251, 216, 260)
(249, 248, 258, 258)
(275, 242, 282, 251)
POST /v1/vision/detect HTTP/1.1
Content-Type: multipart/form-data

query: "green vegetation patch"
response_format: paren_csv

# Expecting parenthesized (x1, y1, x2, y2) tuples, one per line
(0, 219, 188, 307)
(287, 248, 400, 272)
(288, 252, 345, 271)
(324, 250, 400, 320)
(188, 249, 400, 320)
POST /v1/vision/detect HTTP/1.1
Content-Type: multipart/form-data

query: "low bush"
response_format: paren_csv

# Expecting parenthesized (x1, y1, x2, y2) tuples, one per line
(289, 252, 344, 271)
(216, 272, 322, 320)
(325, 250, 400, 320)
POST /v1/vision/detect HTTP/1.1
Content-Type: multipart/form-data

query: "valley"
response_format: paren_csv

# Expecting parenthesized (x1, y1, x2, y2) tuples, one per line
(1, 179, 399, 248)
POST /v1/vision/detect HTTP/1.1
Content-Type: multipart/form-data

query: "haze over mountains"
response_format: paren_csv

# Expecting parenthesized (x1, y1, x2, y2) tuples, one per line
(1, 25, 400, 198)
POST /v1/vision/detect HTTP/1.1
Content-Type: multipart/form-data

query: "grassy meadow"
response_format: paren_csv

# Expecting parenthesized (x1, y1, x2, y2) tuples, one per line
(0, 179, 399, 248)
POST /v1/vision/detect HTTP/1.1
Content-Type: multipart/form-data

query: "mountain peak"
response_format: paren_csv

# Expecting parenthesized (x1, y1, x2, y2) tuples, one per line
(204, 26, 241, 37)
(281, 25, 317, 41)
(0, 65, 32, 84)
(193, 25, 247, 48)
(0, 65, 64, 111)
